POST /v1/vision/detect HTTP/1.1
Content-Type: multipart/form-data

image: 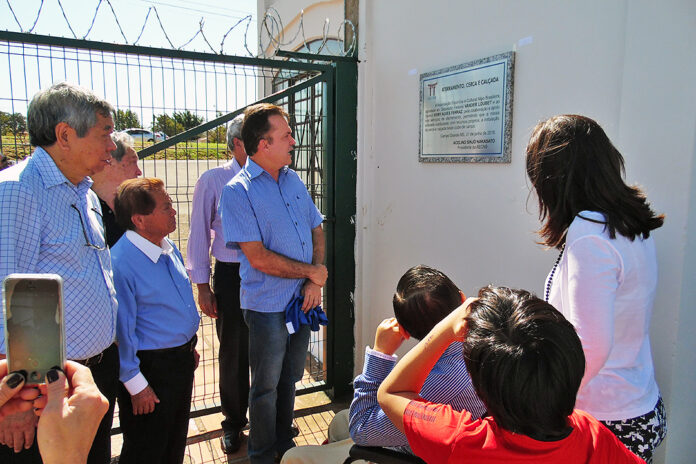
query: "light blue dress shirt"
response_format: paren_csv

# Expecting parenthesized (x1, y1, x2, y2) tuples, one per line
(219, 158, 323, 313)
(0, 148, 118, 359)
(111, 231, 200, 394)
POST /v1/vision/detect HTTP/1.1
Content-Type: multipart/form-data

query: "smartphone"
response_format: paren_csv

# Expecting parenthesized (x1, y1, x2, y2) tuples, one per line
(3, 273, 65, 385)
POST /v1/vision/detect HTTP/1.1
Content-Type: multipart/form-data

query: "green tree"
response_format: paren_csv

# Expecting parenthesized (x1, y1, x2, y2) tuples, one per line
(152, 114, 183, 137)
(0, 111, 27, 136)
(113, 109, 140, 131)
(172, 110, 204, 131)
(206, 125, 227, 144)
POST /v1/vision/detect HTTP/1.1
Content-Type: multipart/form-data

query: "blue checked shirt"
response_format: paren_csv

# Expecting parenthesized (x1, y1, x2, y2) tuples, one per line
(219, 158, 323, 313)
(349, 342, 486, 449)
(0, 148, 118, 359)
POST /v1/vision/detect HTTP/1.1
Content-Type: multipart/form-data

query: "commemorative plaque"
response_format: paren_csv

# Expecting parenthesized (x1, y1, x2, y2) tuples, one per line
(419, 51, 515, 163)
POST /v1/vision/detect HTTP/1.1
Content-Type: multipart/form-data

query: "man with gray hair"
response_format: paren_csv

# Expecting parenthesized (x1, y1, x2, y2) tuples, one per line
(91, 131, 142, 247)
(0, 82, 119, 464)
(186, 113, 249, 454)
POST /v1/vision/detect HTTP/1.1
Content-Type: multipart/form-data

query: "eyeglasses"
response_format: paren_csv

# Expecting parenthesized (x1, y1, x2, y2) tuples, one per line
(70, 204, 106, 251)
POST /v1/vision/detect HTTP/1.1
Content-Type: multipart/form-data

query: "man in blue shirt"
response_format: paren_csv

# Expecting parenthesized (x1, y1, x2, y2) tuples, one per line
(0, 82, 119, 464)
(111, 177, 201, 464)
(219, 103, 327, 464)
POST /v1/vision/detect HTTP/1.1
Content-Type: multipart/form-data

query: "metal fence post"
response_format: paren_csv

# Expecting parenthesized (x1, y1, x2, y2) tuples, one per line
(328, 58, 357, 400)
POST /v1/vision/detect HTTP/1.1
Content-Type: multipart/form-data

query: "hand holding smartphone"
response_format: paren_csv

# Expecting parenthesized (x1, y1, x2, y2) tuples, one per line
(3, 274, 66, 385)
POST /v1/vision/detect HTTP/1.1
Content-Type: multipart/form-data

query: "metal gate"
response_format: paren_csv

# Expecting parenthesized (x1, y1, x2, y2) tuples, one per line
(0, 30, 356, 460)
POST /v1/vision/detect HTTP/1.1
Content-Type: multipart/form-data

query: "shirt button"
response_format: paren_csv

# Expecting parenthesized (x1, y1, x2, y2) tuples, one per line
(294, 221, 298, 225)
(286, 203, 290, 206)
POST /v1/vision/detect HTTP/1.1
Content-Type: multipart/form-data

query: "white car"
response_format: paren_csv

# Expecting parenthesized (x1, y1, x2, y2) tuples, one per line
(124, 128, 166, 143)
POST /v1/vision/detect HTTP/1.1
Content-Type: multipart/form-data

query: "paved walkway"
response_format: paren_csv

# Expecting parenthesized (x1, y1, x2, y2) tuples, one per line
(110, 309, 342, 463)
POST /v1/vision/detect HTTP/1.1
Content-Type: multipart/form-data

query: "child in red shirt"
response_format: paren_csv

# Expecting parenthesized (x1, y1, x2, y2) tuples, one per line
(377, 286, 644, 463)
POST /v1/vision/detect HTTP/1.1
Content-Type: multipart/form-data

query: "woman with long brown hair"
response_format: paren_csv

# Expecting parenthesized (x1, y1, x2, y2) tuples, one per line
(526, 114, 666, 462)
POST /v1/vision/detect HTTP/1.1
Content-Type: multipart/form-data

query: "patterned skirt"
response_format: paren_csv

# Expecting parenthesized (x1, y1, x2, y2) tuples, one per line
(600, 397, 667, 464)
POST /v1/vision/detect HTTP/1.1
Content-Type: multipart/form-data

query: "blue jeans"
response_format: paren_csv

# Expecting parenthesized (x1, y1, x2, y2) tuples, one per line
(243, 309, 310, 464)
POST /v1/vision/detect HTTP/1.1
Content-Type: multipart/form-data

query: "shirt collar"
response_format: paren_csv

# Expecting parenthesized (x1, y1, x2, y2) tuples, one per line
(125, 230, 174, 263)
(222, 158, 237, 170)
(244, 157, 289, 180)
(33, 147, 93, 191)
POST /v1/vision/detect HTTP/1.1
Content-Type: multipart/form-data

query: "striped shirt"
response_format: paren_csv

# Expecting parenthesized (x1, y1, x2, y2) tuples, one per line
(0, 148, 118, 359)
(186, 158, 243, 284)
(349, 342, 486, 448)
(219, 158, 323, 313)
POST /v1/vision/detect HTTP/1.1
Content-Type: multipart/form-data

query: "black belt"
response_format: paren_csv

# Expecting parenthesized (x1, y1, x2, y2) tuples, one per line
(215, 261, 240, 268)
(140, 335, 197, 355)
(75, 343, 116, 367)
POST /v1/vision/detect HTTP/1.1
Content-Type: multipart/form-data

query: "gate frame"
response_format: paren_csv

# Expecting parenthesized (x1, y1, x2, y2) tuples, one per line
(0, 30, 357, 400)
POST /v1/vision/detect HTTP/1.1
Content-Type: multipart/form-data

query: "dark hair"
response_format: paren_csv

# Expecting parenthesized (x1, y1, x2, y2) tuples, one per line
(242, 103, 288, 156)
(392, 265, 461, 340)
(526, 114, 664, 248)
(114, 177, 164, 231)
(463, 286, 585, 438)
(27, 82, 114, 147)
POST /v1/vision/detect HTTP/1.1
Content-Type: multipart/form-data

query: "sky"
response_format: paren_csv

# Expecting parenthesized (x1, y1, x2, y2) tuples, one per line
(0, 0, 258, 54)
(0, 0, 261, 127)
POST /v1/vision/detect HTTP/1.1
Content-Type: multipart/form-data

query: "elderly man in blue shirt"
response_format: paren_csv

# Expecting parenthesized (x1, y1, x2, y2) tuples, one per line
(111, 177, 200, 464)
(0, 82, 119, 464)
(219, 103, 327, 464)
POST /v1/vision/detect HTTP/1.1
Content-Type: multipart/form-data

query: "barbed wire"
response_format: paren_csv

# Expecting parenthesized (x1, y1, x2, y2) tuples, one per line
(3, 0, 356, 58)
(259, 7, 356, 58)
(55, 0, 78, 38)
(218, 14, 254, 57)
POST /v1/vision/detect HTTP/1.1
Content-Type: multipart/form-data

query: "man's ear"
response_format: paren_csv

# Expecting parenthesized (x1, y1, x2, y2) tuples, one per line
(460, 290, 466, 303)
(54, 122, 73, 150)
(131, 214, 144, 230)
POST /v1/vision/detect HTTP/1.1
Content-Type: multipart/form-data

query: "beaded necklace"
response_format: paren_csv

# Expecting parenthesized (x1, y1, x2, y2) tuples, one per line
(544, 244, 565, 302)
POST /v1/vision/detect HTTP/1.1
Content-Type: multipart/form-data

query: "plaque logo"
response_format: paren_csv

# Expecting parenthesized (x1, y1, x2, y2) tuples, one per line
(427, 82, 438, 96)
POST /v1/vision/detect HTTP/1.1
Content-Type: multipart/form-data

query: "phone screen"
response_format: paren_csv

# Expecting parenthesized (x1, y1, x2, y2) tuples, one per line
(4, 276, 64, 385)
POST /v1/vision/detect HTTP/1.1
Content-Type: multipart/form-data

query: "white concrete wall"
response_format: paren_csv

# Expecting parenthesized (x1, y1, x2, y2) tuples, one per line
(357, 1, 695, 462)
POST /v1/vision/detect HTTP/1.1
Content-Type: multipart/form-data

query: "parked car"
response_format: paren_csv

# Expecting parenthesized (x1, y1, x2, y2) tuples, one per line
(124, 128, 166, 143)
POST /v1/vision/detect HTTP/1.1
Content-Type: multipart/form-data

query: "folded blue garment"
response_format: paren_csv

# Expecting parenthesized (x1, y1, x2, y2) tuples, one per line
(284, 295, 329, 334)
